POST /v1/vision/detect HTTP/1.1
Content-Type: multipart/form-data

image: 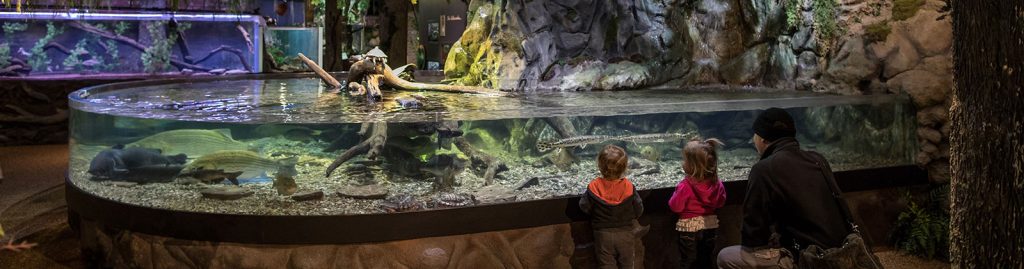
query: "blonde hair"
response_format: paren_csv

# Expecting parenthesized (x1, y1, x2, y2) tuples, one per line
(597, 144, 629, 180)
(682, 138, 724, 182)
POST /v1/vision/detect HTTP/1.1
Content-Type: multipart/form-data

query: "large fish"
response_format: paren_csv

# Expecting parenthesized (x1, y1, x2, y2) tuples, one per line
(88, 144, 187, 181)
(612, 132, 696, 145)
(252, 124, 322, 141)
(536, 135, 612, 152)
(128, 129, 248, 157)
(183, 150, 297, 179)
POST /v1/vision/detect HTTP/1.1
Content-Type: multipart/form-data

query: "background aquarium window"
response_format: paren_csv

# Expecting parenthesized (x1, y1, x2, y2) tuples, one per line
(68, 78, 918, 216)
(265, 27, 322, 72)
(0, 11, 261, 77)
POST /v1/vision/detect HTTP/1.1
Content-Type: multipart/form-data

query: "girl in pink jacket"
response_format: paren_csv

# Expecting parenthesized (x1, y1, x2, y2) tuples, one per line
(668, 138, 727, 269)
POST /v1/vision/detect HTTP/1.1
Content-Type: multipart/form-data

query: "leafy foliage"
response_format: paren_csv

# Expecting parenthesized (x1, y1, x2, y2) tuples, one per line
(62, 39, 90, 71)
(0, 43, 9, 67)
(785, 0, 801, 30)
(890, 185, 950, 260)
(0, 22, 28, 68)
(812, 0, 842, 43)
(3, 22, 27, 34)
(142, 21, 180, 73)
(28, 22, 65, 71)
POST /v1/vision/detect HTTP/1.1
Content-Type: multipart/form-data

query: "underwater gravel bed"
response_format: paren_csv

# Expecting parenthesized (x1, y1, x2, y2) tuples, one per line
(69, 139, 900, 216)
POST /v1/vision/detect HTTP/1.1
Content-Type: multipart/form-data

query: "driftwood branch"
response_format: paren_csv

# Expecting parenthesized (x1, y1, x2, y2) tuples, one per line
(299, 53, 341, 88)
(325, 123, 388, 177)
(66, 21, 211, 72)
(454, 136, 506, 185)
(0, 105, 67, 124)
(194, 45, 253, 72)
(365, 74, 384, 101)
(0, 240, 37, 252)
(381, 64, 504, 95)
(0, 65, 25, 76)
(43, 42, 85, 57)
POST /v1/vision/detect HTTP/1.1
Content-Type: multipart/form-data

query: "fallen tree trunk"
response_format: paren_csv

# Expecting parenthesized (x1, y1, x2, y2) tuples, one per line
(298, 53, 341, 88)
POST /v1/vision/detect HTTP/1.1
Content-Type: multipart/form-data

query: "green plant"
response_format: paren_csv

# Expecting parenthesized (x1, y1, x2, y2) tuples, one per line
(812, 0, 842, 42)
(3, 22, 27, 34)
(785, 0, 801, 29)
(114, 21, 130, 36)
(0, 43, 9, 67)
(142, 21, 179, 73)
(892, 0, 925, 21)
(1, 22, 28, 68)
(890, 186, 950, 260)
(62, 39, 89, 71)
(28, 22, 64, 71)
(864, 21, 891, 43)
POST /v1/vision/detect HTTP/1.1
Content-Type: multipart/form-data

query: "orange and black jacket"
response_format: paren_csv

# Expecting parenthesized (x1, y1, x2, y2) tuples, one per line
(578, 177, 644, 229)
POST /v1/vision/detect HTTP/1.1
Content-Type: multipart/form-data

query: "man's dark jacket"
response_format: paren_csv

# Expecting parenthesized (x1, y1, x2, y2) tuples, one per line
(742, 137, 850, 251)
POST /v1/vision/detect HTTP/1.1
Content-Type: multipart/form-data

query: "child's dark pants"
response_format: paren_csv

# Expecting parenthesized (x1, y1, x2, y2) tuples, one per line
(679, 228, 718, 269)
(594, 225, 636, 269)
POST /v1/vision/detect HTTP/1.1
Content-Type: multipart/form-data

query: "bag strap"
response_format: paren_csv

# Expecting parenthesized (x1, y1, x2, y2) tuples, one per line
(808, 151, 858, 234)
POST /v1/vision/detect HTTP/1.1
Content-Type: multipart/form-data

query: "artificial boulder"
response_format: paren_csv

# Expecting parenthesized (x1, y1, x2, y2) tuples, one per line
(886, 69, 950, 107)
(817, 38, 878, 94)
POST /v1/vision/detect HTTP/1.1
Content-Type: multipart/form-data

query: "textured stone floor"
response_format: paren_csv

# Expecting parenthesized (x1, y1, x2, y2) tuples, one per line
(0, 145, 949, 268)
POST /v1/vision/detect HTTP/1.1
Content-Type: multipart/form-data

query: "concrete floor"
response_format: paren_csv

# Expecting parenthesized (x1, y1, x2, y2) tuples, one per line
(0, 145, 949, 268)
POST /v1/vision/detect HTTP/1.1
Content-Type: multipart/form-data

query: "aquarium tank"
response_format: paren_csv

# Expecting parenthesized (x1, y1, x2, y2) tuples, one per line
(67, 77, 917, 216)
(265, 27, 321, 72)
(0, 11, 261, 76)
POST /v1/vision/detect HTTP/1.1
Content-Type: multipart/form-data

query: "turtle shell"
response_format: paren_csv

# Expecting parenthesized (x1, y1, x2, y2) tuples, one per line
(365, 46, 388, 58)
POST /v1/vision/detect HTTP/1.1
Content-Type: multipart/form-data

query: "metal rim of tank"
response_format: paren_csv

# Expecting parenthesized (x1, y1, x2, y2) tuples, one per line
(68, 72, 325, 104)
(65, 167, 926, 245)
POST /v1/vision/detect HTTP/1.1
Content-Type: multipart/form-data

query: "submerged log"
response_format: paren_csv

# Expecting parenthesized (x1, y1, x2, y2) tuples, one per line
(299, 53, 341, 88)
(325, 123, 388, 177)
(454, 137, 506, 185)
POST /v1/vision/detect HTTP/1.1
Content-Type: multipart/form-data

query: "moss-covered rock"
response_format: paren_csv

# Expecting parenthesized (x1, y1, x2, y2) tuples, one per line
(443, 2, 512, 89)
(892, 0, 925, 21)
(864, 21, 892, 44)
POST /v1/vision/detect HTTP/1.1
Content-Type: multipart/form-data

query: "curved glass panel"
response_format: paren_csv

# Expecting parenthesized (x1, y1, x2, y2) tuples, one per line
(68, 77, 917, 215)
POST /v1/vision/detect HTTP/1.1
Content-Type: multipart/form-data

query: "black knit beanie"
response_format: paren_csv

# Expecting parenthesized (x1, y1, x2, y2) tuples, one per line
(752, 107, 796, 142)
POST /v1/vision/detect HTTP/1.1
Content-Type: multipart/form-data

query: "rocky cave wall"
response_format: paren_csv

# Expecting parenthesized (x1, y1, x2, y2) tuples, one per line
(445, 0, 953, 182)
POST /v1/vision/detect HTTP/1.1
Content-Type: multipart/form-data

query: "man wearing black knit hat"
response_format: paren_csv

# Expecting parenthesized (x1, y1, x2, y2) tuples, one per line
(717, 108, 851, 269)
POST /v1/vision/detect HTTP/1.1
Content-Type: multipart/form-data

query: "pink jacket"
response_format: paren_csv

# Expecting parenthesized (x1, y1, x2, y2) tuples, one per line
(667, 176, 727, 219)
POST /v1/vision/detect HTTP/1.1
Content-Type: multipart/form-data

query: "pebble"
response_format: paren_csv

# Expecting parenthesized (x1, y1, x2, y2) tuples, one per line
(336, 184, 389, 199)
(224, 69, 249, 75)
(200, 186, 254, 200)
(208, 68, 227, 75)
(291, 190, 325, 201)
